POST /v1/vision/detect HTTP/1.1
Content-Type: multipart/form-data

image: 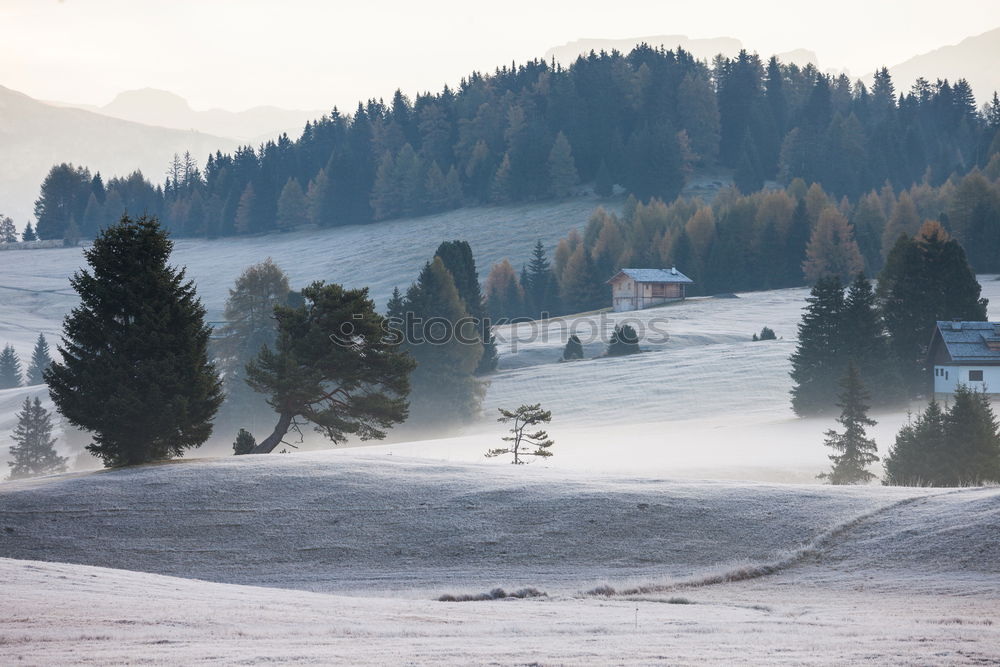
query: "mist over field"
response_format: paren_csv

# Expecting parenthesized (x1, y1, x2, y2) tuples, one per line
(3, 2, 1000, 664)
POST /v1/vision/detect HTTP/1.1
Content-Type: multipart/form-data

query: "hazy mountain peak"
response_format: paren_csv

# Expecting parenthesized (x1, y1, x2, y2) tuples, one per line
(888, 26, 1000, 102)
(104, 88, 193, 116)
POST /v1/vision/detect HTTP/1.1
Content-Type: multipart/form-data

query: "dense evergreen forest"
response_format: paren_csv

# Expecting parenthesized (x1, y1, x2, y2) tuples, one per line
(30, 46, 1000, 247)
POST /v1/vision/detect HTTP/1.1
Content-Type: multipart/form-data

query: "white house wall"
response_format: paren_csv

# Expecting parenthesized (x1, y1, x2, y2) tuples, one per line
(933, 364, 1000, 397)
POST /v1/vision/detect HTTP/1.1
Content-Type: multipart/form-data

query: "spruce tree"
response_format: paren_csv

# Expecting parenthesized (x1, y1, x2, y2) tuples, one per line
(790, 276, 845, 416)
(402, 258, 484, 426)
(21, 222, 36, 242)
(7, 396, 67, 480)
(26, 334, 52, 386)
(386, 287, 406, 322)
(818, 363, 879, 484)
(434, 240, 498, 374)
(45, 215, 223, 467)
(0, 344, 23, 389)
(884, 401, 947, 486)
(841, 274, 903, 405)
(943, 386, 1000, 485)
(607, 324, 640, 356)
(524, 240, 558, 317)
(878, 223, 987, 393)
(884, 387, 1000, 486)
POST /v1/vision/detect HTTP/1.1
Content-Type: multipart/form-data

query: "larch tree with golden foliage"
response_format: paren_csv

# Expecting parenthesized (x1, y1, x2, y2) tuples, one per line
(802, 208, 864, 283)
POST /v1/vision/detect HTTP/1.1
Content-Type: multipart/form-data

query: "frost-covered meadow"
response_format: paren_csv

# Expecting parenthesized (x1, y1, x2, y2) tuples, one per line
(1, 201, 1000, 663)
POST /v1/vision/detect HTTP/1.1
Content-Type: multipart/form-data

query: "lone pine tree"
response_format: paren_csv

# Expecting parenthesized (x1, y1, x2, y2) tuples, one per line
(486, 403, 554, 464)
(246, 281, 414, 453)
(7, 396, 67, 480)
(818, 363, 879, 484)
(45, 214, 223, 467)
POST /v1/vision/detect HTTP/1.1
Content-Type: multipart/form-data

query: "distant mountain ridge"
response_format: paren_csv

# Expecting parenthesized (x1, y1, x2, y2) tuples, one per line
(58, 88, 325, 143)
(887, 27, 1000, 104)
(0, 85, 236, 225)
(545, 35, 818, 68)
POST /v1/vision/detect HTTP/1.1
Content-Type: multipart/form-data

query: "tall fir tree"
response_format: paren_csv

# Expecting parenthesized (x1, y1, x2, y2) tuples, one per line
(434, 240, 498, 374)
(790, 276, 845, 415)
(402, 257, 484, 427)
(841, 274, 903, 405)
(818, 363, 879, 484)
(7, 396, 67, 480)
(878, 222, 987, 394)
(45, 215, 223, 467)
(26, 334, 53, 386)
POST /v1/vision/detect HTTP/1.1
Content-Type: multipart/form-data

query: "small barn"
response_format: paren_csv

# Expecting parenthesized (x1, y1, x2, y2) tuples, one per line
(606, 267, 694, 312)
(928, 320, 1000, 399)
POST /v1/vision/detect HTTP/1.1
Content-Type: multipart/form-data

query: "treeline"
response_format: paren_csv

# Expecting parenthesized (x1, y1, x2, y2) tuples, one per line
(30, 47, 1000, 241)
(481, 167, 1000, 319)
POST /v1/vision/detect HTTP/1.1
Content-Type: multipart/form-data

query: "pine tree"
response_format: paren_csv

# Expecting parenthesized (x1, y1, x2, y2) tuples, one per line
(275, 178, 309, 232)
(7, 397, 67, 480)
(402, 258, 484, 426)
(247, 281, 414, 452)
(0, 344, 23, 389)
(818, 363, 879, 484)
(45, 215, 223, 467)
(485, 404, 554, 464)
(22, 222, 37, 242)
(548, 132, 579, 198)
(563, 334, 584, 360)
(26, 334, 52, 386)
(790, 276, 845, 415)
(607, 324, 640, 356)
(232, 428, 256, 455)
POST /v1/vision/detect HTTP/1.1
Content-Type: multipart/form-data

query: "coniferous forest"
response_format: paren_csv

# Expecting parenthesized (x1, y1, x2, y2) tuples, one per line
(28, 47, 1000, 259)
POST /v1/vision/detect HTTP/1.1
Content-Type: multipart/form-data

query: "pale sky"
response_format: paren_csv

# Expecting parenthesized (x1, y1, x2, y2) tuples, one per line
(2, 0, 999, 112)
